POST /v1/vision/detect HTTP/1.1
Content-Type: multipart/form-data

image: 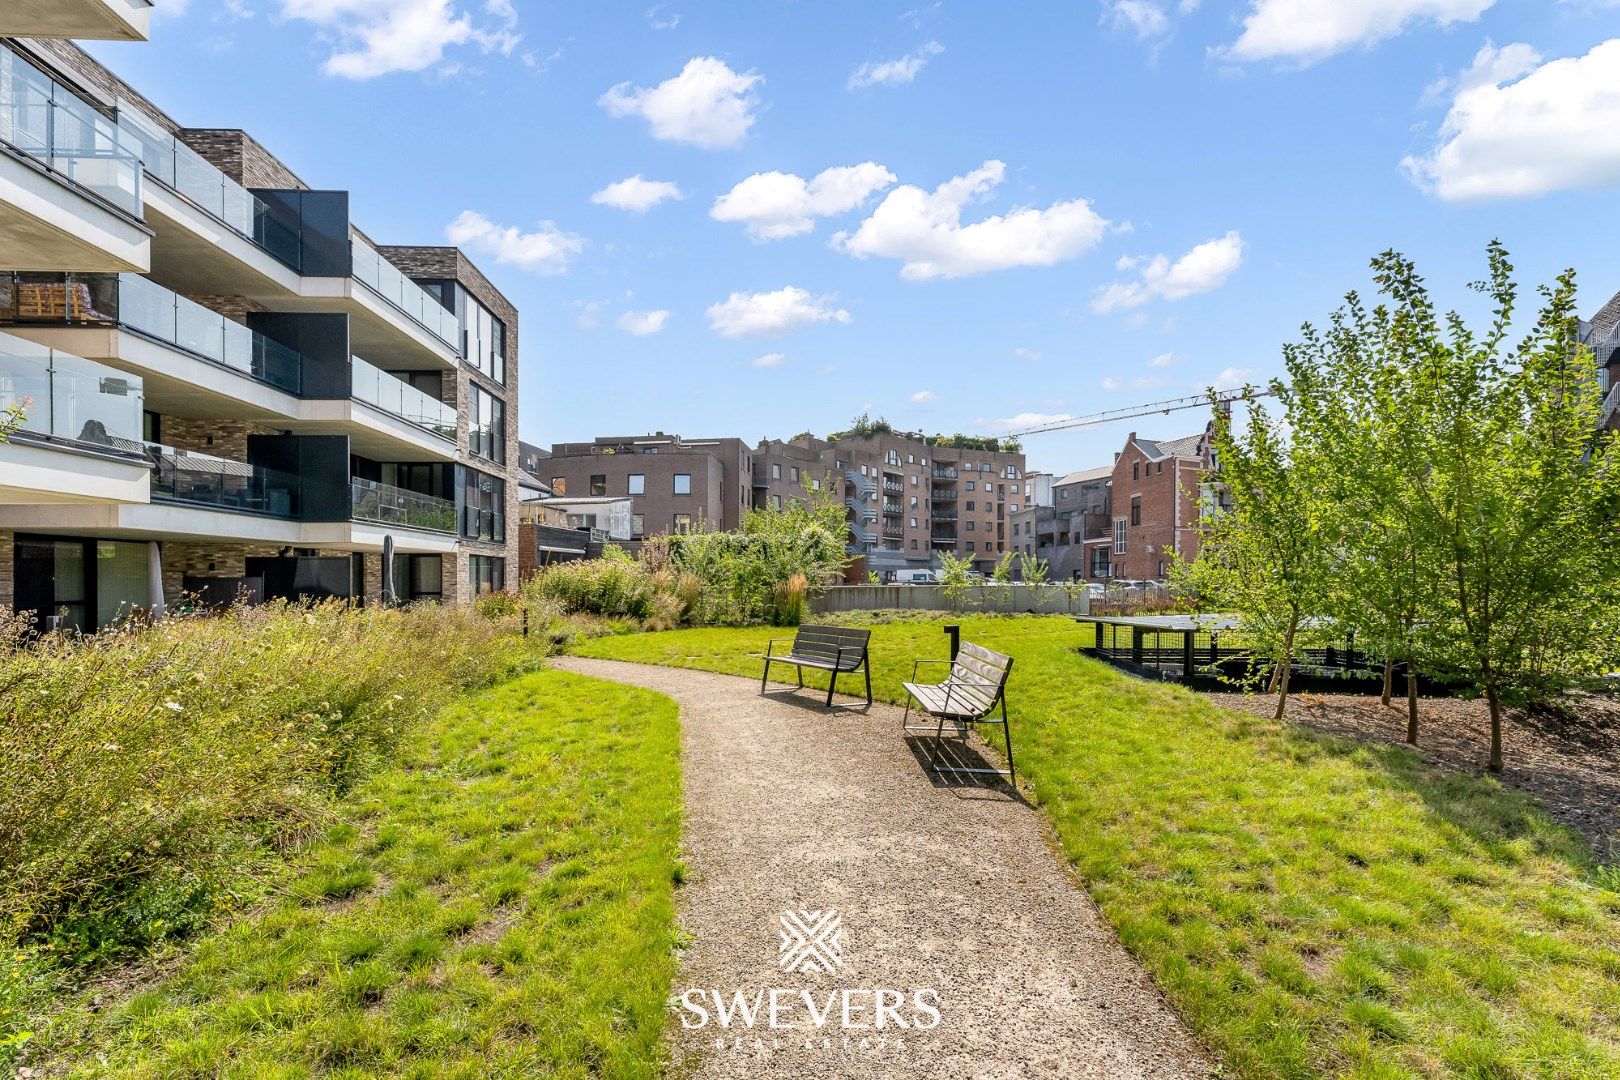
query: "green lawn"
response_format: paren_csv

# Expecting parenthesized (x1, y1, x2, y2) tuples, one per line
(574, 616, 1620, 1080)
(40, 669, 683, 1080)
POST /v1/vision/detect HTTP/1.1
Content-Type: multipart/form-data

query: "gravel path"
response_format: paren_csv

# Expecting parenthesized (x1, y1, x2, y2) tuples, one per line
(550, 656, 1213, 1079)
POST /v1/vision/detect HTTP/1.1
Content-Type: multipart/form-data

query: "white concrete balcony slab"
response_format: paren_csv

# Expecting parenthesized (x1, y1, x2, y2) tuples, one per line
(0, 147, 149, 272)
(0, 0, 151, 41)
(0, 438, 150, 505)
(0, 502, 459, 553)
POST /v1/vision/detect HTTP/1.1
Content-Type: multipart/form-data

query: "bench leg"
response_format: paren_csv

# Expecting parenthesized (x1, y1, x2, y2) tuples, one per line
(1001, 698, 1016, 787)
(797, 666, 804, 689)
(928, 714, 947, 772)
(825, 668, 837, 707)
(760, 657, 771, 693)
(863, 661, 872, 706)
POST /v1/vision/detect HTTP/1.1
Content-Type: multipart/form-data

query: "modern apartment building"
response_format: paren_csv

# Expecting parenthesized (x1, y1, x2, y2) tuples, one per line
(543, 433, 754, 545)
(1011, 465, 1111, 580)
(753, 430, 1029, 579)
(0, 13, 520, 630)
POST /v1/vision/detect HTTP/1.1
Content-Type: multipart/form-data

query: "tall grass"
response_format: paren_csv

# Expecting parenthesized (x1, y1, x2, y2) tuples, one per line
(0, 602, 540, 967)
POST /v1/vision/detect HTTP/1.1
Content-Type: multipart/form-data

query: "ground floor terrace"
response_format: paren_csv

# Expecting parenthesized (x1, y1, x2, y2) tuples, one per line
(0, 527, 509, 631)
(11, 612, 1618, 1079)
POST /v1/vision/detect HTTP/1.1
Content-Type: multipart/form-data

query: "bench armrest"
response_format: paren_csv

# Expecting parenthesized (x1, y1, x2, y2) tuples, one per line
(911, 658, 952, 679)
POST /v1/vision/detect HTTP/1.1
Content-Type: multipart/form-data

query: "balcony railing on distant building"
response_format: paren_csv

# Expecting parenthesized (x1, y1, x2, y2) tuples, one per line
(0, 273, 304, 394)
(0, 45, 144, 216)
(0, 330, 144, 453)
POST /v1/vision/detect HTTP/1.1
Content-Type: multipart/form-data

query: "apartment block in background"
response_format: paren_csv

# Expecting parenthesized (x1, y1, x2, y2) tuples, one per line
(1012, 466, 1111, 581)
(542, 434, 754, 547)
(752, 430, 1029, 580)
(0, 22, 520, 630)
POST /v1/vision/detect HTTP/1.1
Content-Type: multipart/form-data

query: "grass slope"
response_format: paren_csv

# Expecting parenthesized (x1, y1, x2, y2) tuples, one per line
(44, 669, 682, 1080)
(574, 616, 1620, 1079)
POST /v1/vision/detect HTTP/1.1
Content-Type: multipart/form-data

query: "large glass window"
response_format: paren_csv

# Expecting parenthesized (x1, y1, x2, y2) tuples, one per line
(468, 382, 505, 465)
(673, 473, 691, 495)
(390, 553, 443, 602)
(627, 474, 645, 495)
(421, 281, 507, 384)
(458, 466, 506, 543)
(469, 555, 505, 595)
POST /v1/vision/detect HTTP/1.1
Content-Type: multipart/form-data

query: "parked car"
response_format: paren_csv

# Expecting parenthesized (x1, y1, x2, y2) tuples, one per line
(896, 569, 941, 584)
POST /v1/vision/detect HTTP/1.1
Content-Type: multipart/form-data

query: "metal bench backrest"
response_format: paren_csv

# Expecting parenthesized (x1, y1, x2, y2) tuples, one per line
(790, 625, 871, 667)
(945, 642, 1014, 718)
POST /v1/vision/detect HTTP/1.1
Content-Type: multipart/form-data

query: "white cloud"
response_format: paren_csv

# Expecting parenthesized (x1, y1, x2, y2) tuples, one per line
(600, 57, 762, 149)
(645, 4, 679, 30)
(711, 163, 896, 240)
(848, 41, 944, 89)
(617, 309, 671, 335)
(910, 389, 939, 403)
(591, 174, 684, 212)
(752, 353, 787, 368)
(987, 411, 1073, 432)
(1014, 347, 1043, 361)
(445, 210, 584, 275)
(1210, 367, 1258, 391)
(1149, 350, 1177, 367)
(1101, 375, 1169, 391)
(1218, 0, 1493, 65)
(574, 298, 608, 330)
(1104, 1, 1170, 39)
(278, 0, 521, 79)
(706, 286, 853, 339)
(834, 160, 1111, 280)
(1403, 40, 1620, 200)
(1092, 231, 1245, 313)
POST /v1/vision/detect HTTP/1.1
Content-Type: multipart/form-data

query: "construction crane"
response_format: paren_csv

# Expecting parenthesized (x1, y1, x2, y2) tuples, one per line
(1000, 387, 1278, 439)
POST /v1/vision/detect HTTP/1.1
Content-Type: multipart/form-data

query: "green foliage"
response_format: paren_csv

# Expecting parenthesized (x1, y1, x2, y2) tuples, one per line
(575, 619, 1620, 1079)
(0, 399, 25, 442)
(40, 670, 682, 1078)
(824, 411, 1021, 453)
(525, 497, 849, 628)
(938, 551, 975, 611)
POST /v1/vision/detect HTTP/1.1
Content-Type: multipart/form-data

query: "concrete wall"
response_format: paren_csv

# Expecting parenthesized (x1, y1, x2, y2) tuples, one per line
(811, 584, 1090, 616)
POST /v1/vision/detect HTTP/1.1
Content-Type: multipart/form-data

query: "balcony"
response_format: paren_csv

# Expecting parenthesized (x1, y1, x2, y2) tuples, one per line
(930, 489, 955, 500)
(352, 478, 456, 534)
(148, 443, 300, 518)
(1, 0, 151, 40)
(932, 467, 957, 480)
(931, 509, 958, 521)
(351, 356, 454, 442)
(350, 237, 459, 350)
(0, 273, 303, 394)
(0, 46, 149, 272)
(0, 330, 151, 504)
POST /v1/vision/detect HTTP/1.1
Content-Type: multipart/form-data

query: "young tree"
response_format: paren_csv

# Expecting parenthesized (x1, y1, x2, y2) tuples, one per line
(1397, 244, 1620, 772)
(1183, 390, 1334, 720)
(938, 551, 974, 612)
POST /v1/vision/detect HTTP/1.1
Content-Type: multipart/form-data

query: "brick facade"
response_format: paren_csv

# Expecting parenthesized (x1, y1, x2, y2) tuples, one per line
(1103, 429, 1214, 582)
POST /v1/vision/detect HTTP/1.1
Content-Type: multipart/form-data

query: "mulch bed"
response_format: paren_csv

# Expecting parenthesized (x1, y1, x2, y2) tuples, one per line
(1206, 688, 1620, 862)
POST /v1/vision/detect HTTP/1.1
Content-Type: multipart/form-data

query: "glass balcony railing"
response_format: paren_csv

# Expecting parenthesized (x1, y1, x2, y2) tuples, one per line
(0, 45, 144, 216)
(351, 478, 456, 533)
(0, 273, 303, 394)
(114, 102, 300, 269)
(0, 330, 144, 452)
(350, 356, 454, 441)
(147, 442, 300, 518)
(350, 238, 459, 349)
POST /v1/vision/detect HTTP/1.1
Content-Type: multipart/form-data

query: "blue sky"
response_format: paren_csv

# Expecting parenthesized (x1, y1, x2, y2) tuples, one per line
(88, 0, 1620, 475)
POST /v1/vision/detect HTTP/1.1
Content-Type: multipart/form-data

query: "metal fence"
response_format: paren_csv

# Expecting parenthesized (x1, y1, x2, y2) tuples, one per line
(811, 584, 1090, 615)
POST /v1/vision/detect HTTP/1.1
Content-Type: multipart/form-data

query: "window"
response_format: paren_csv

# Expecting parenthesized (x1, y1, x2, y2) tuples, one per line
(1113, 518, 1127, 555)
(589, 474, 607, 497)
(459, 467, 506, 543)
(967, 541, 975, 552)
(790, 466, 800, 483)
(966, 500, 975, 511)
(631, 513, 645, 538)
(1012, 522, 1020, 536)
(772, 463, 781, 480)
(469, 556, 505, 595)
(1132, 461, 1141, 481)
(910, 475, 918, 486)
(1130, 496, 1142, 526)
(1091, 548, 1110, 578)
(1158, 560, 1166, 577)
(773, 495, 783, 510)
(550, 477, 567, 495)
(674, 474, 692, 495)
(566, 513, 598, 530)
(909, 517, 917, 528)
(627, 473, 645, 495)
(910, 539, 918, 550)
(673, 513, 693, 534)
(468, 384, 505, 464)
(1011, 484, 1020, 494)
(965, 521, 975, 531)
(391, 553, 443, 602)
(965, 481, 975, 492)
(910, 496, 918, 507)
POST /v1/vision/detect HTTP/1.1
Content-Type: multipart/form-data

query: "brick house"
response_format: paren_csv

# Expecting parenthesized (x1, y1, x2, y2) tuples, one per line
(1081, 428, 1217, 582)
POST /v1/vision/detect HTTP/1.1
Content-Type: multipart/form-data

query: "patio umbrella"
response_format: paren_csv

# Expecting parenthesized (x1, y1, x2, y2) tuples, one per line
(147, 541, 166, 620)
(381, 535, 398, 606)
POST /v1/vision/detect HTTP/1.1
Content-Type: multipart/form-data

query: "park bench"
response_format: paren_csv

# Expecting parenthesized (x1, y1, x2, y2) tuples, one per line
(759, 624, 873, 708)
(902, 641, 1016, 785)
